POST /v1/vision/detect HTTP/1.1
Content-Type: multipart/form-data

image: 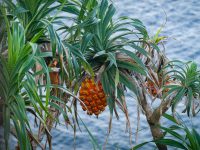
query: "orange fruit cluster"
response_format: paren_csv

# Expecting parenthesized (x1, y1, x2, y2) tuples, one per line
(79, 78, 107, 116)
(146, 79, 158, 97)
(49, 60, 59, 85)
(146, 77, 170, 97)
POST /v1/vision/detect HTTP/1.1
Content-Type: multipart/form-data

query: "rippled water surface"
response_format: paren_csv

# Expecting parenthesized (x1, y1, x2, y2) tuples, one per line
(13, 1, 200, 150)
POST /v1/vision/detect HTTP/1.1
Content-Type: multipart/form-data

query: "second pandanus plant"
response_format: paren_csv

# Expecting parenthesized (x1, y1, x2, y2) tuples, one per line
(133, 36, 200, 150)
(0, 3, 83, 149)
(0, 17, 52, 149)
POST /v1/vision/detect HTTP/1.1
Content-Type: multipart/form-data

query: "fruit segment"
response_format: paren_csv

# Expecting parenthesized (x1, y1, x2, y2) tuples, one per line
(79, 78, 107, 116)
(49, 60, 59, 85)
(146, 77, 170, 97)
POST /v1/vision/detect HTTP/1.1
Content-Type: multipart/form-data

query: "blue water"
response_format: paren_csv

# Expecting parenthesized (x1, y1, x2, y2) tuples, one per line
(48, 1, 200, 150)
(11, 0, 200, 149)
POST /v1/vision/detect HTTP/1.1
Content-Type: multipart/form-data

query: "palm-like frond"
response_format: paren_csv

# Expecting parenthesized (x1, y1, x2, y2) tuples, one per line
(157, 114, 200, 150)
(5, 0, 59, 41)
(0, 8, 75, 149)
(79, 0, 148, 114)
(163, 61, 200, 116)
(0, 18, 48, 149)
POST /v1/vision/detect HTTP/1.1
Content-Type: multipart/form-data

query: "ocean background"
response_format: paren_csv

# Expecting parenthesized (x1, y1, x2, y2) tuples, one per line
(49, 0, 200, 150)
(10, 0, 200, 150)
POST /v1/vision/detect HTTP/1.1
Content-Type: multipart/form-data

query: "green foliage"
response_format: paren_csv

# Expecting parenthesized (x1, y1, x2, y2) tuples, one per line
(65, 0, 149, 116)
(0, 20, 47, 149)
(163, 61, 200, 116)
(0, 2, 78, 149)
(157, 114, 200, 150)
(5, 0, 60, 41)
(132, 114, 200, 150)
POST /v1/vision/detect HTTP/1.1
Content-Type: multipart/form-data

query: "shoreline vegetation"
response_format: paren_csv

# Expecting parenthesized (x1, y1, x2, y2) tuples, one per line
(0, 0, 200, 150)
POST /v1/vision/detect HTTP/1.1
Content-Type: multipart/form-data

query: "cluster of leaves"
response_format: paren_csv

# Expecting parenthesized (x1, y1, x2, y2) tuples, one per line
(159, 114, 200, 150)
(133, 114, 200, 150)
(70, 0, 148, 116)
(163, 61, 200, 116)
(0, 17, 50, 149)
(0, 0, 80, 149)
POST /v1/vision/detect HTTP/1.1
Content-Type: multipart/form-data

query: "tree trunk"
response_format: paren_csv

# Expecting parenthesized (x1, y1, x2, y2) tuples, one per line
(135, 83, 168, 150)
(148, 120, 167, 150)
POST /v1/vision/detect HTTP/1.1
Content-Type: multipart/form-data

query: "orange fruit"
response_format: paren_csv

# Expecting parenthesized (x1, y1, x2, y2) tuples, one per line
(146, 76, 170, 97)
(79, 77, 107, 116)
(49, 60, 59, 85)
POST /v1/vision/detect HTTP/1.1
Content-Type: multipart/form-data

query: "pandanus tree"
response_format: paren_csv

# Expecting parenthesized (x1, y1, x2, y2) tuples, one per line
(133, 55, 200, 149)
(0, 0, 79, 149)
(0, 0, 200, 150)
(63, 0, 148, 123)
